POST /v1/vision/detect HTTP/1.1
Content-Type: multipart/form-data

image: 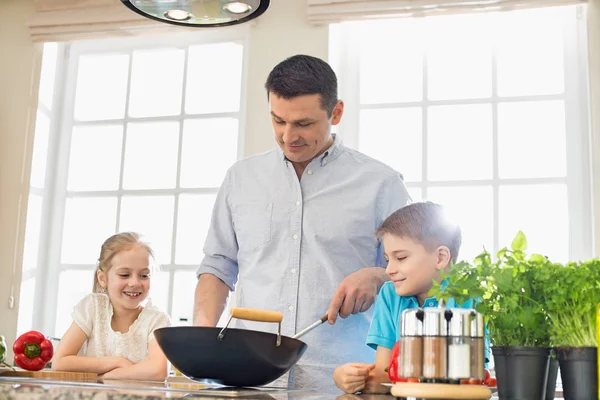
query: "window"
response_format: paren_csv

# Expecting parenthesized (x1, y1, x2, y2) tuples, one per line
(21, 28, 248, 338)
(330, 6, 592, 263)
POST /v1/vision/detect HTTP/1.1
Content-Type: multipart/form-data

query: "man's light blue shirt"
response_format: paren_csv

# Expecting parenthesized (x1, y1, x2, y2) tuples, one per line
(368, 281, 491, 364)
(197, 135, 411, 367)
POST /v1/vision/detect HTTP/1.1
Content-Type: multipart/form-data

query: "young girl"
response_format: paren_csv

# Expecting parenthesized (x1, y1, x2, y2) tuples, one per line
(53, 232, 171, 381)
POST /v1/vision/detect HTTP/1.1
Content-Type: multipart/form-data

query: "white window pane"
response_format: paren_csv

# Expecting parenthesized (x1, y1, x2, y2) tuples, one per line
(30, 111, 50, 189)
(61, 197, 118, 264)
(426, 186, 494, 262)
(74, 53, 129, 121)
(496, 8, 565, 97)
(185, 43, 243, 114)
(428, 104, 493, 181)
(123, 122, 179, 190)
(17, 277, 36, 335)
(359, 108, 422, 182)
(23, 194, 43, 271)
(176, 194, 217, 264)
(498, 101, 566, 179)
(359, 20, 423, 104)
(67, 125, 123, 191)
(407, 187, 422, 202)
(149, 270, 170, 315)
(180, 118, 238, 188)
(171, 270, 197, 325)
(39, 43, 58, 109)
(499, 184, 568, 262)
(55, 270, 94, 337)
(426, 14, 493, 100)
(119, 196, 174, 264)
(128, 48, 184, 118)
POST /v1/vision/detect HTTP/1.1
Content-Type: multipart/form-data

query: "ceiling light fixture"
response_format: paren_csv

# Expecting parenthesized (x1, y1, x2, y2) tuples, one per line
(223, 2, 252, 14)
(121, 0, 269, 27)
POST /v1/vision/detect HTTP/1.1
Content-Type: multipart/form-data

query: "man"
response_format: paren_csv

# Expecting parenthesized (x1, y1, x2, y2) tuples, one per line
(194, 54, 410, 371)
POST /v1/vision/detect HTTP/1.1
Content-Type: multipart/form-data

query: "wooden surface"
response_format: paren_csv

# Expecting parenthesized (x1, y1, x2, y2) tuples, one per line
(0, 368, 97, 380)
(391, 382, 493, 399)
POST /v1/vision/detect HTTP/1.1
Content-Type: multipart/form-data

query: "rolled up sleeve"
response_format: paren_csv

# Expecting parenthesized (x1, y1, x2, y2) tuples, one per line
(196, 170, 239, 291)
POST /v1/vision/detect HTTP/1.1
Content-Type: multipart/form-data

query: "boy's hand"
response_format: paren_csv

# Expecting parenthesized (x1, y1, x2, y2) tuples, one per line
(333, 363, 375, 393)
(362, 367, 391, 394)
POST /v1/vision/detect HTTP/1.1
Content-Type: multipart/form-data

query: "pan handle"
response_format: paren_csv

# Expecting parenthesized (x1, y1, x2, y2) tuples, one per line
(230, 308, 283, 323)
(218, 307, 284, 347)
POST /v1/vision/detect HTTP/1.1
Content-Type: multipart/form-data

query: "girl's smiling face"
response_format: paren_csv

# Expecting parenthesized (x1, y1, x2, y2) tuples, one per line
(382, 233, 451, 304)
(97, 245, 151, 311)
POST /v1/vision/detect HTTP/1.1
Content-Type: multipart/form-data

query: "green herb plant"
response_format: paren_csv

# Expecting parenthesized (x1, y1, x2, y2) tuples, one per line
(534, 259, 600, 347)
(430, 231, 551, 347)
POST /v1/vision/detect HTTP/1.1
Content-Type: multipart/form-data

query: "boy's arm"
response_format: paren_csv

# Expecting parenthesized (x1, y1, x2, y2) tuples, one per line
(362, 345, 393, 394)
(52, 322, 133, 374)
(101, 339, 169, 381)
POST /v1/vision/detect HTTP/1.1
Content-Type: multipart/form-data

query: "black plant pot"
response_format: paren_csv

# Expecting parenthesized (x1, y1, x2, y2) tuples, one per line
(492, 346, 550, 400)
(556, 347, 598, 400)
(545, 355, 559, 400)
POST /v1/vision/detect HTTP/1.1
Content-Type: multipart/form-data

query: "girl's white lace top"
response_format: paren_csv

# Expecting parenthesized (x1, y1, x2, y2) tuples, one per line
(72, 293, 170, 363)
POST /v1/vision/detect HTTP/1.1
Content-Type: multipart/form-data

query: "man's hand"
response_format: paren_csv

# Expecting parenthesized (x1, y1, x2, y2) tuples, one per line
(327, 267, 388, 324)
(333, 363, 375, 394)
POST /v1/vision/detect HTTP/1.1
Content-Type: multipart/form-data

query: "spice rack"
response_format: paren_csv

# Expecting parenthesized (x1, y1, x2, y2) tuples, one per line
(390, 306, 492, 400)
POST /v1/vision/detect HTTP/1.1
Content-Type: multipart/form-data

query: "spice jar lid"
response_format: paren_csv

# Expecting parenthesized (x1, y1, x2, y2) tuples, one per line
(422, 308, 447, 336)
(447, 309, 473, 337)
(401, 308, 423, 336)
(469, 311, 485, 337)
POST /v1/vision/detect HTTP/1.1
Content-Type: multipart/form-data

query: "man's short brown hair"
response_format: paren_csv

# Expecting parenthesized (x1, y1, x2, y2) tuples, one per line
(376, 202, 462, 263)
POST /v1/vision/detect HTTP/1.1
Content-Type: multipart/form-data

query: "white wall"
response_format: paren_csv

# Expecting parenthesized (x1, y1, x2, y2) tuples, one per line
(0, 0, 41, 360)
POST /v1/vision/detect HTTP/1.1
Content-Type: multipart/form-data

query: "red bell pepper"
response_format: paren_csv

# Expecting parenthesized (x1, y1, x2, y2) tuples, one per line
(13, 331, 53, 371)
(387, 341, 409, 383)
(387, 341, 400, 382)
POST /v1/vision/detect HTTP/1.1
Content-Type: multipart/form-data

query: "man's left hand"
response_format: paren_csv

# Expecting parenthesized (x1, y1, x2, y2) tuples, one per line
(326, 267, 388, 324)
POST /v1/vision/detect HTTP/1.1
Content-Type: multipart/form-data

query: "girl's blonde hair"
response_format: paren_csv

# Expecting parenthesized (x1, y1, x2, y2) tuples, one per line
(92, 232, 155, 293)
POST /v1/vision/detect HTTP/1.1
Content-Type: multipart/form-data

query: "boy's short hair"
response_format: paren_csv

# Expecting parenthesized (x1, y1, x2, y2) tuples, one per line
(376, 201, 462, 263)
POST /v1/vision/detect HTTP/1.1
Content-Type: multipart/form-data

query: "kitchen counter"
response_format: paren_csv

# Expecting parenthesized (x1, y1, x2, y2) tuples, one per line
(0, 365, 560, 400)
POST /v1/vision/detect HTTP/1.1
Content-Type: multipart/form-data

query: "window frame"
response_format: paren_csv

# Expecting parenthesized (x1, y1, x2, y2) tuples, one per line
(329, 5, 593, 261)
(32, 27, 250, 337)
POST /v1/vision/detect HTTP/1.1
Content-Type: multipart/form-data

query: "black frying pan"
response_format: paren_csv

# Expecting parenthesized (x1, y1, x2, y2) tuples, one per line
(154, 308, 308, 387)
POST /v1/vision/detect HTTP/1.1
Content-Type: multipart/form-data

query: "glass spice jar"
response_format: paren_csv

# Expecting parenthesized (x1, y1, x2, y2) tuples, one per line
(469, 310, 486, 382)
(447, 309, 472, 381)
(399, 308, 424, 379)
(422, 308, 448, 382)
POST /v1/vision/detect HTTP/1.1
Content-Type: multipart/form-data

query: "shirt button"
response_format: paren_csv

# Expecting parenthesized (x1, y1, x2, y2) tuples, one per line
(428, 302, 434, 307)
(296, 201, 300, 206)
(307, 170, 313, 175)
(288, 305, 294, 311)
(293, 234, 298, 240)
(291, 268, 297, 274)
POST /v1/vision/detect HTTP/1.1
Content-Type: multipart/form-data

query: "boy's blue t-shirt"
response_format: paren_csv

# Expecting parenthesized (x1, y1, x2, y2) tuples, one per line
(367, 281, 491, 365)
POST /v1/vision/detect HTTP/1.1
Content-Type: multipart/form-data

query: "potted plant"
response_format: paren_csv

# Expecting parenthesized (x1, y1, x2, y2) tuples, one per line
(431, 231, 553, 400)
(534, 259, 599, 400)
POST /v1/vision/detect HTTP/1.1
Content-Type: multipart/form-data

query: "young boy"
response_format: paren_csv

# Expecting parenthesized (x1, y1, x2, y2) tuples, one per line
(333, 201, 490, 394)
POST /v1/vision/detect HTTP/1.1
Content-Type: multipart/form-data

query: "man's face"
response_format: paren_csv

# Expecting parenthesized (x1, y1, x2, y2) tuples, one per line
(269, 93, 343, 166)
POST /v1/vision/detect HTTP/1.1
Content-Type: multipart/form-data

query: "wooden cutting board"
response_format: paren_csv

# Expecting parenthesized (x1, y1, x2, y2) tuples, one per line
(0, 368, 97, 380)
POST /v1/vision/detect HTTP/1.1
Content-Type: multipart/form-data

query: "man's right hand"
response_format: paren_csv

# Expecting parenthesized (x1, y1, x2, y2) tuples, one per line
(333, 363, 375, 394)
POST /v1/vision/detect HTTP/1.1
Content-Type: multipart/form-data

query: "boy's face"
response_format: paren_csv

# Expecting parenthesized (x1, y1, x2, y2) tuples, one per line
(382, 233, 451, 299)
